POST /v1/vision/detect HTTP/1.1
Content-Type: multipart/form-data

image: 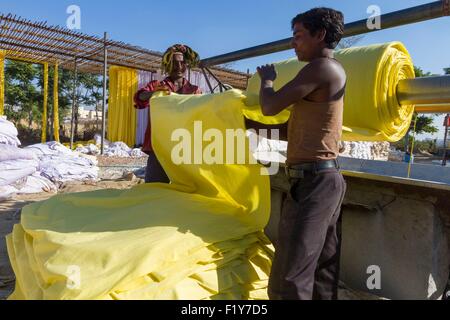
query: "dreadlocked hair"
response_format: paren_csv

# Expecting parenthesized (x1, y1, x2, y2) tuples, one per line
(161, 44, 200, 74)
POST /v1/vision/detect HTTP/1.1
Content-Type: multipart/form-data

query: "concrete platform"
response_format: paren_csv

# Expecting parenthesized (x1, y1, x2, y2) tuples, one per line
(267, 162, 450, 300)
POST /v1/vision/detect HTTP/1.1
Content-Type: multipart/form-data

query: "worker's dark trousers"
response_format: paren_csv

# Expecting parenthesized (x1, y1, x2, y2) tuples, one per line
(268, 168, 346, 300)
(145, 151, 170, 183)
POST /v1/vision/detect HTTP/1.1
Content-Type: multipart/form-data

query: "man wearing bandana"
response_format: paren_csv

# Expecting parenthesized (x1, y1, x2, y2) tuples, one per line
(134, 44, 202, 183)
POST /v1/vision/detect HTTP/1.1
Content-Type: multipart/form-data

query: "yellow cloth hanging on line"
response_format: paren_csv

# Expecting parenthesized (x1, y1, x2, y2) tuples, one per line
(7, 89, 273, 300)
(244, 41, 416, 142)
(41, 63, 49, 143)
(108, 66, 138, 146)
(0, 50, 4, 116)
(53, 64, 60, 142)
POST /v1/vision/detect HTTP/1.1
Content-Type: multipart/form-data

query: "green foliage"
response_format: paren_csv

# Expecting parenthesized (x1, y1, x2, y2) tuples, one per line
(393, 138, 437, 154)
(4, 59, 104, 141)
(414, 66, 432, 77)
(4, 60, 40, 125)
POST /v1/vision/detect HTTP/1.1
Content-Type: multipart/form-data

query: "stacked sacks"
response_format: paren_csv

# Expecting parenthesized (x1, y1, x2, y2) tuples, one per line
(26, 142, 99, 185)
(244, 42, 415, 142)
(0, 144, 40, 200)
(0, 118, 51, 199)
(247, 130, 287, 163)
(7, 90, 273, 300)
(0, 118, 98, 199)
(0, 116, 21, 147)
(75, 136, 147, 158)
(340, 141, 390, 161)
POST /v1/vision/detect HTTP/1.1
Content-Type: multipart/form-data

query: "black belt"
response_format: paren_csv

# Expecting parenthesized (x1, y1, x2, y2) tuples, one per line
(285, 159, 340, 180)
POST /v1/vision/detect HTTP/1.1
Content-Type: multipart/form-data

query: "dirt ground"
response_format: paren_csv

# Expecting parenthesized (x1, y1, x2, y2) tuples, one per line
(97, 155, 148, 167)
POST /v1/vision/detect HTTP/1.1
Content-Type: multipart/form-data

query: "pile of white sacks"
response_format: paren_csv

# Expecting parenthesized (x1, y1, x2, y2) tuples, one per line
(247, 130, 288, 163)
(75, 134, 147, 158)
(340, 141, 390, 161)
(246, 131, 391, 162)
(0, 116, 99, 200)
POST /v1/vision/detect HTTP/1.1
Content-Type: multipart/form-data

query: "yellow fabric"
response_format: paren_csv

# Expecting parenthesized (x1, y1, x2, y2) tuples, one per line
(108, 66, 138, 146)
(244, 41, 416, 142)
(53, 64, 60, 142)
(0, 50, 4, 116)
(7, 89, 273, 300)
(62, 140, 96, 150)
(41, 63, 49, 143)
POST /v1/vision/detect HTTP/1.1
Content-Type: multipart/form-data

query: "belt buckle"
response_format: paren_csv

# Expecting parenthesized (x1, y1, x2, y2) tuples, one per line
(285, 166, 304, 183)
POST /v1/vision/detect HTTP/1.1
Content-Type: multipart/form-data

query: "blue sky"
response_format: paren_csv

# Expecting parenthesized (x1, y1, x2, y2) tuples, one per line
(1, 0, 449, 139)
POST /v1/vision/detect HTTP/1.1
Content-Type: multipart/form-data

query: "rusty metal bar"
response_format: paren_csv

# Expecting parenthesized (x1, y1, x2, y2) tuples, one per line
(200, 0, 450, 67)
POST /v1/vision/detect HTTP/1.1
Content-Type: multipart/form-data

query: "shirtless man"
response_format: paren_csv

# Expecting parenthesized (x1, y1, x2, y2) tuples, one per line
(257, 7, 347, 300)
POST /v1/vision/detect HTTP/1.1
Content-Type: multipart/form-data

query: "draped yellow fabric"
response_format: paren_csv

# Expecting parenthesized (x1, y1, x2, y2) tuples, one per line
(0, 50, 4, 116)
(41, 63, 49, 143)
(7, 89, 273, 300)
(53, 64, 60, 142)
(108, 66, 138, 146)
(244, 42, 416, 142)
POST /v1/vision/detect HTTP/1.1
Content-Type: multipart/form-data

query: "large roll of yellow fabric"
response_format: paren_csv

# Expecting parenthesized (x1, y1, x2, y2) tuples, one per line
(108, 66, 138, 146)
(7, 89, 273, 300)
(244, 42, 415, 142)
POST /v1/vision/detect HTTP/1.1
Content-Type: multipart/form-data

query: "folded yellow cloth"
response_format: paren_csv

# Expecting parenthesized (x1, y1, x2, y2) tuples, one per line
(7, 90, 273, 300)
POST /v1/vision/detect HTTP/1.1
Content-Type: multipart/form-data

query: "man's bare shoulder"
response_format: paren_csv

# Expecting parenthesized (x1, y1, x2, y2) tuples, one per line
(313, 57, 345, 74)
(306, 58, 346, 86)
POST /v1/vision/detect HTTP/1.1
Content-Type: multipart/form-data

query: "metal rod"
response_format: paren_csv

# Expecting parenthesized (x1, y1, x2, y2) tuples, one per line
(70, 58, 77, 150)
(200, 0, 450, 67)
(201, 68, 215, 93)
(414, 103, 450, 113)
(407, 114, 418, 178)
(205, 67, 225, 92)
(443, 114, 449, 166)
(397, 75, 450, 105)
(101, 32, 108, 155)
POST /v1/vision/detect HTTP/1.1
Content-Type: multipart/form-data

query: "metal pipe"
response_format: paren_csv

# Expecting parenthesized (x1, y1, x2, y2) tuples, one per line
(397, 75, 450, 105)
(200, 0, 450, 67)
(201, 68, 215, 93)
(414, 103, 450, 113)
(205, 67, 225, 92)
(443, 114, 449, 166)
(70, 57, 77, 150)
(101, 32, 108, 155)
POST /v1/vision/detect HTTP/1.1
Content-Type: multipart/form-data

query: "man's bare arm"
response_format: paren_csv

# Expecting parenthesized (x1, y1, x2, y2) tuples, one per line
(258, 60, 329, 116)
(138, 91, 153, 102)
